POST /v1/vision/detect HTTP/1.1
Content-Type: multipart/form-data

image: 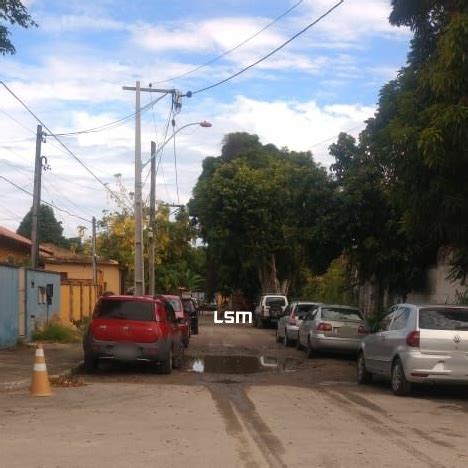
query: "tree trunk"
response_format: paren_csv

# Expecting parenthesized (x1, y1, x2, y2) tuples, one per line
(258, 254, 285, 294)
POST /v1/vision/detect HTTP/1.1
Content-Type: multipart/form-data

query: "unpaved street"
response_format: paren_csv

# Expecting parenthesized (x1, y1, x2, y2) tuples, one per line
(1, 316, 467, 467)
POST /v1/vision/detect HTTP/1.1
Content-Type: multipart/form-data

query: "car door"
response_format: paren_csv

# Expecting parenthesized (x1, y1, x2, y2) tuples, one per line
(364, 308, 395, 374)
(278, 304, 291, 337)
(165, 302, 182, 355)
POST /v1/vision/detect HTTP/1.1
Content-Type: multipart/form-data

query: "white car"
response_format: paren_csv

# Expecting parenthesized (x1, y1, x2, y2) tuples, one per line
(253, 294, 288, 328)
(276, 301, 321, 346)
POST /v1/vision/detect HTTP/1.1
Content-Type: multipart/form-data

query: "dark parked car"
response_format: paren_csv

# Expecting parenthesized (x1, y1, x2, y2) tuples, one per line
(161, 295, 191, 347)
(83, 295, 184, 374)
(182, 297, 199, 335)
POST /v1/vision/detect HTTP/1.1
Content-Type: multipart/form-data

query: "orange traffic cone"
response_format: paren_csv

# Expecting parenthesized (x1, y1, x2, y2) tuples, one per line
(31, 344, 53, 397)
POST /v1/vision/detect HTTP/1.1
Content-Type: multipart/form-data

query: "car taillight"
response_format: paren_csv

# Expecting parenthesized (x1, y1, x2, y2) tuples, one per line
(316, 323, 332, 332)
(406, 330, 420, 348)
(358, 325, 369, 334)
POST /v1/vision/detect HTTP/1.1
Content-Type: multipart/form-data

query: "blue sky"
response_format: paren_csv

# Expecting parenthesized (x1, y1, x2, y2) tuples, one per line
(1, 0, 410, 236)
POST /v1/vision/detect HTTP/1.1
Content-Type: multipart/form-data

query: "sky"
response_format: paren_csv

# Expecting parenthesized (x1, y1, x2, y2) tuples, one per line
(0, 0, 411, 237)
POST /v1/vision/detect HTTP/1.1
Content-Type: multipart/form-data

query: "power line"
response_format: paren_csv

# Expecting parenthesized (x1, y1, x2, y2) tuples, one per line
(0, 81, 131, 210)
(54, 94, 168, 137)
(186, 0, 344, 96)
(0, 174, 91, 223)
(151, 0, 304, 85)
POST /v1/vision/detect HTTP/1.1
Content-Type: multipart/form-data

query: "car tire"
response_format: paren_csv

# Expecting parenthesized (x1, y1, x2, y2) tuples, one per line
(159, 349, 172, 375)
(296, 335, 302, 350)
(357, 352, 372, 385)
(391, 358, 412, 396)
(256, 315, 264, 329)
(276, 328, 283, 343)
(83, 353, 97, 373)
(306, 337, 315, 359)
(172, 345, 184, 369)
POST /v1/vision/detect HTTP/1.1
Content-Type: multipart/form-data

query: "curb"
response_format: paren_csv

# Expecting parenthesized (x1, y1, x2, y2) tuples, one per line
(0, 364, 82, 393)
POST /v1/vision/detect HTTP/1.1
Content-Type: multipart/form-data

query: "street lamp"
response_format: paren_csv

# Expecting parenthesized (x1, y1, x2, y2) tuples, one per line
(142, 120, 212, 169)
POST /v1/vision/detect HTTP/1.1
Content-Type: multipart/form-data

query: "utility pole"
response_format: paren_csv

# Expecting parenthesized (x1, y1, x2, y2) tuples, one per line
(148, 141, 156, 296)
(122, 82, 177, 296)
(92, 216, 97, 285)
(30, 125, 43, 269)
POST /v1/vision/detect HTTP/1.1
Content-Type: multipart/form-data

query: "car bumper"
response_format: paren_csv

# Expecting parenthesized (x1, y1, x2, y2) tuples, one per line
(311, 335, 362, 353)
(84, 339, 170, 362)
(285, 326, 299, 339)
(400, 351, 468, 384)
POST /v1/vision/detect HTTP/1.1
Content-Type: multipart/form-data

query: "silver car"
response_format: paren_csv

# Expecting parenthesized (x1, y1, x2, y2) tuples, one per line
(297, 305, 367, 357)
(357, 304, 468, 396)
(276, 302, 320, 346)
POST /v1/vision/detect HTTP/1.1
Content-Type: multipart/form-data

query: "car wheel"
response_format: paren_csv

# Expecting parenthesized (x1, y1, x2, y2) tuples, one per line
(83, 353, 97, 373)
(275, 328, 283, 343)
(256, 315, 264, 329)
(391, 358, 412, 396)
(172, 345, 184, 369)
(159, 349, 172, 375)
(306, 337, 315, 359)
(357, 352, 372, 385)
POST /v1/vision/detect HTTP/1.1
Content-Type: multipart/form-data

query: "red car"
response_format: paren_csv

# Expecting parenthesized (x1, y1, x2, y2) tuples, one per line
(161, 295, 190, 348)
(83, 295, 184, 374)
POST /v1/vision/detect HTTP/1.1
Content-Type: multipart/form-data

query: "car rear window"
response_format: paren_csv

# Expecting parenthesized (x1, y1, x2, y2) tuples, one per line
(321, 308, 362, 321)
(95, 300, 155, 321)
(182, 299, 195, 312)
(419, 308, 468, 330)
(265, 297, 286, 306)
(296, 304, 318, 318)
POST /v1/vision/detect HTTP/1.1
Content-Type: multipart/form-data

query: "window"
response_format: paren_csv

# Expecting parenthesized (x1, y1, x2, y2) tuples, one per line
(165, 302, 177, 323)
(379, 311, 394, 331)
(419, 308, 468, 330)
(321, 307, 362, 321)
(95, 299, 155, 322)
(295, 304, 319, 319)
(265, 297, 286, 307)
(390, 307, 410, 330)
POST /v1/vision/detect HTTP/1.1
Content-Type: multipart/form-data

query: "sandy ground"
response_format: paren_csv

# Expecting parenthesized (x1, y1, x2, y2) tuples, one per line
(1, 315, 467, 467)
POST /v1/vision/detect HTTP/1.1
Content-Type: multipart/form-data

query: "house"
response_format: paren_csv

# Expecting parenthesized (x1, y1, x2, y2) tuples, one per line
(0, 226, 53, 265)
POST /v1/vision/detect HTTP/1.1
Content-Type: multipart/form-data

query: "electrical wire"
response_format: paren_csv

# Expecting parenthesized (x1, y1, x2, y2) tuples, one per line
(150, 0, 304, 85)
(186, 0, 344, 96)
(54, 94, 168, 137)
(0, 81, 131, 210)
(0, 175, 91, 223)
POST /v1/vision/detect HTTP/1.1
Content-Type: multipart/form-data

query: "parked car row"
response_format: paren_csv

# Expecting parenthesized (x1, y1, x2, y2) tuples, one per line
(270, 299, 468, 396)
(83, 294, 200, 374)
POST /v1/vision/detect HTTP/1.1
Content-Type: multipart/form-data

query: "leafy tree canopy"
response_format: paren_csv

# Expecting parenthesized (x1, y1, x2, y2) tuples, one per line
(0, 0, 36, 55)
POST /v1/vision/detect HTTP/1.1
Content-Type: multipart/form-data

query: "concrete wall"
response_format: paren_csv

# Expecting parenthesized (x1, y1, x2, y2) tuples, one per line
(0, 264, 19, 348)
(25, 270, 61, 339)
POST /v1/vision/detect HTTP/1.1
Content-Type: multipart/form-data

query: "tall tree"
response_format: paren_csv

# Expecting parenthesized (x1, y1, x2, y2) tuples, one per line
(1, 0, 36, 55)
(17, 204, 67, 246)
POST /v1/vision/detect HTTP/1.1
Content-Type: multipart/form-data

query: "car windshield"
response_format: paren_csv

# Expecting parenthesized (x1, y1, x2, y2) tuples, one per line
(419, 308, 468, 330)
(95, 300, 154, 321)
(266, 297, 286, 306)
(296, 304, 318, 319)
(321, 308, 362, 321)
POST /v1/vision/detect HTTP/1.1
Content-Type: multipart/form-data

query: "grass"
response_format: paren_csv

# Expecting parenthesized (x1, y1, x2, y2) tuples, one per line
(32, 323, 81, 343)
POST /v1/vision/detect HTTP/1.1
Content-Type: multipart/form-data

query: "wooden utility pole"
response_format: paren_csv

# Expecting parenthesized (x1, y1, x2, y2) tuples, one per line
(92, 216, 97, 285)
(30, 125, 43, 269)
(148, 141, 156, 296)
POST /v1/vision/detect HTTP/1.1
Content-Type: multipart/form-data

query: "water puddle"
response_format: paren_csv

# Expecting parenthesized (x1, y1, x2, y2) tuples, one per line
(186, 354, 301, 374)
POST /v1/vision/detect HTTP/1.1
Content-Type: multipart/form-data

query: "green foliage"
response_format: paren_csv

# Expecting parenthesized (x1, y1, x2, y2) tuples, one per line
(17, 204, 69, 247)
(0, 0, 37, 55)
(32, 323, 80, 343)
(301, 257, 355, 306)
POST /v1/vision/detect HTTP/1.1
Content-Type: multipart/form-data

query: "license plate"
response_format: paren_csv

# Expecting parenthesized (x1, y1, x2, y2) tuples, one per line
(114, 345, 138, 360)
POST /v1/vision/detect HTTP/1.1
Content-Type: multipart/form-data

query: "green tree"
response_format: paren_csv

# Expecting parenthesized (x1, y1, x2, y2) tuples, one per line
(1, 0, 37, 55)
(17, 204, 68, 246)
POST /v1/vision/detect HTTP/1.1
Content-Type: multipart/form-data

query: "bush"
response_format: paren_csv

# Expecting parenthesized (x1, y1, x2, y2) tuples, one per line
(32, 323, 80, 343)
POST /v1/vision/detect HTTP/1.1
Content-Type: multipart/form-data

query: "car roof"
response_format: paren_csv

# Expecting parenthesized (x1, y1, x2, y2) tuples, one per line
(160, 294, 181, 300)
(100, 295, 155, 303)
(319, 304, 359, 310)
(390, 303, 467, 310)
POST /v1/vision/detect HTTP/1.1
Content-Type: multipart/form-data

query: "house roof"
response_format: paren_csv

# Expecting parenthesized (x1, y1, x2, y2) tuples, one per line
(41, 243, 119, 266)
(0, 226, 54, 255)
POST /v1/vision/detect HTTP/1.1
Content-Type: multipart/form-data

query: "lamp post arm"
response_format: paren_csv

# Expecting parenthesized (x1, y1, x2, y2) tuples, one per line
(142, 122, 199, 169)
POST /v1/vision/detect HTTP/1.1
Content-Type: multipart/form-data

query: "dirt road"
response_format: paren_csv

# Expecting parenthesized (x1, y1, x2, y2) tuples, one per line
(1, 315, 467, 467)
